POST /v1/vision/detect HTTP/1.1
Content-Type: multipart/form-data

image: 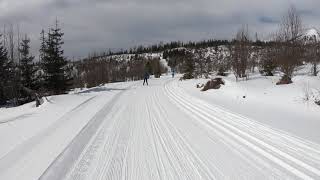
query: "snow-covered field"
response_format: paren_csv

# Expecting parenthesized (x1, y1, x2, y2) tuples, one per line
(181, 66, 320, 143)
(0, 72, 320, 180)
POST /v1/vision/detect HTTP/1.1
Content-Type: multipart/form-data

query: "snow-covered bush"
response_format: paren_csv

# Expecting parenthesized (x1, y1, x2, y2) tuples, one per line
(301, 83, 320, 106)
(315, 90, 320, 106)
(201, 78, 225, 91)
(276, 75, 293, 85)
(302, 83, 312, 102)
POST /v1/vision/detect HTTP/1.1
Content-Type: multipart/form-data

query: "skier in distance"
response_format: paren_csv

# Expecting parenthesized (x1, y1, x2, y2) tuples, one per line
(143, 71, 149, 86)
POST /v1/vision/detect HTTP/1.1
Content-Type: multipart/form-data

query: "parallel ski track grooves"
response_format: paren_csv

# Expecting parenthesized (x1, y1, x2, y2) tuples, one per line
(164, 80, 320, 180)
(146, 94, 196, 179)
(0, 113, 34, 124)
(170, 81, 320, 169)
(39, 85, 133, 180)
(151, 90, 220, 179)
(0, 95, 97, 168)
(61, 84, 139, 180)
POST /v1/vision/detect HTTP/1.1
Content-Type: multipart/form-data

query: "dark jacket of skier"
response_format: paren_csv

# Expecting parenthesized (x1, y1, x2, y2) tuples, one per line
(143, 72, 149, 85)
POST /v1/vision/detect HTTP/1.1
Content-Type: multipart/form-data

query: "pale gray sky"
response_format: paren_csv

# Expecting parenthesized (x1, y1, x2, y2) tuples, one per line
(0, 0, 319, 59)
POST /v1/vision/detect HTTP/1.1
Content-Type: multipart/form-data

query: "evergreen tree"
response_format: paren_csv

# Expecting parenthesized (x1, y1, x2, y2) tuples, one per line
(39, 29, 46, 62)
(145, 61, 152, 74)
(35, 29, 47, 92)
(42, 20, 72, 94)
(259, 47, 277, 76)
(19, 35, 36, 90)
(152, 58, 162, 78)
(0, 35, 14, 105)
(182, 51, 195, 79)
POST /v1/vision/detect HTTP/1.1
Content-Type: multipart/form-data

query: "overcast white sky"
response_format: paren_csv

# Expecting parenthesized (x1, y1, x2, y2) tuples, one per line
(0, 0, 319, 59)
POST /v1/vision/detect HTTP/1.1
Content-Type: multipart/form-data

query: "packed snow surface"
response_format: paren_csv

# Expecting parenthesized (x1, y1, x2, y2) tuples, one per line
(0, 74, 320, 180)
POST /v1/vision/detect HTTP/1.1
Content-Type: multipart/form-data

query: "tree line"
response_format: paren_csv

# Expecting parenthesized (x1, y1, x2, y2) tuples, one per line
(1, 6, 319, 107)
(89, 39, 231, 58)
(72, 54, 167, 88)
(77, 6, 319, 93)
(0, 20, 71, 106)
(165, 6, 320, 84)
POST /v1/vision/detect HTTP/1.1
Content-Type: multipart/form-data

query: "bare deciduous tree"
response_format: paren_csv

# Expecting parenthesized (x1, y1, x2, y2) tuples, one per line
(259, 45, 277, 76)
(315, 40, 320, 76)
(230, 25, 251, 81)
(194, 49, 206, 78)
(304, 29, 320, 76)
(211, 46, 230, 76)
(275, 6, 303, 84)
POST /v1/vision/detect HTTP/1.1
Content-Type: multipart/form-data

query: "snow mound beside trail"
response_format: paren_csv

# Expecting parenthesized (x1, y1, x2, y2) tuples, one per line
(303, 28, 320, 42)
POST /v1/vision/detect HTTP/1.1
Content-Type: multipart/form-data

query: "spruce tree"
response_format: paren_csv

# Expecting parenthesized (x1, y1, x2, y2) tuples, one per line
(182, 51, 195, 79)
(145, 61, 152, 74)
(0, 35, 14, 105)
(36, 29, 47, 92)
(152, 58, 161, 78)
(39, 29, 46, 62)
(19, 35, 36, 90)
(42, 20, 72, 94)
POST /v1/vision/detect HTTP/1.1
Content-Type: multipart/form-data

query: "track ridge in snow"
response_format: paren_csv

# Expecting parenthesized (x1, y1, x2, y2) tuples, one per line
(0, 95, 97, 167)
(40, 84, 135, 180)
(151, 90, 219, 179)
(164, 80, 320, 179)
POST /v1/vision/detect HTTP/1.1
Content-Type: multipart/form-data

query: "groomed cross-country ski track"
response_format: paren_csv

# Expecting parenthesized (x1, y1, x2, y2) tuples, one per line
(1, 76, 320, 180)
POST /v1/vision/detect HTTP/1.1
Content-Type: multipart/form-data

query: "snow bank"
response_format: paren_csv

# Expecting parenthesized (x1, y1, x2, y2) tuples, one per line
(179, 68, 320, 143)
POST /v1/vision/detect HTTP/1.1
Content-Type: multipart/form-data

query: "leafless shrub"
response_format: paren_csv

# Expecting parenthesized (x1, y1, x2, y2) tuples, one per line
(275, 6, 304, 84)
(315, 89, 320, 106)
(230, 25, 251, 81)
(302, 82, 312, 102)
(304, 29, 320, 76)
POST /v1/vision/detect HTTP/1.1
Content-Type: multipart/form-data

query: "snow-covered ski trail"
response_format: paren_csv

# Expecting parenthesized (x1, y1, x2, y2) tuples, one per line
(2, 77, 320, 180)
(39, 86, 132, 180)
(0, 83, 136, 180)
(41, 77, 320, 180)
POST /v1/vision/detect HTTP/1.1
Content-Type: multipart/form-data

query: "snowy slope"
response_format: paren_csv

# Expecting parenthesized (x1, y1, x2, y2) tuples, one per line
(0, 75, 320, 180)
(180, 66, 320, 143)
(303, 28, 320, 42)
